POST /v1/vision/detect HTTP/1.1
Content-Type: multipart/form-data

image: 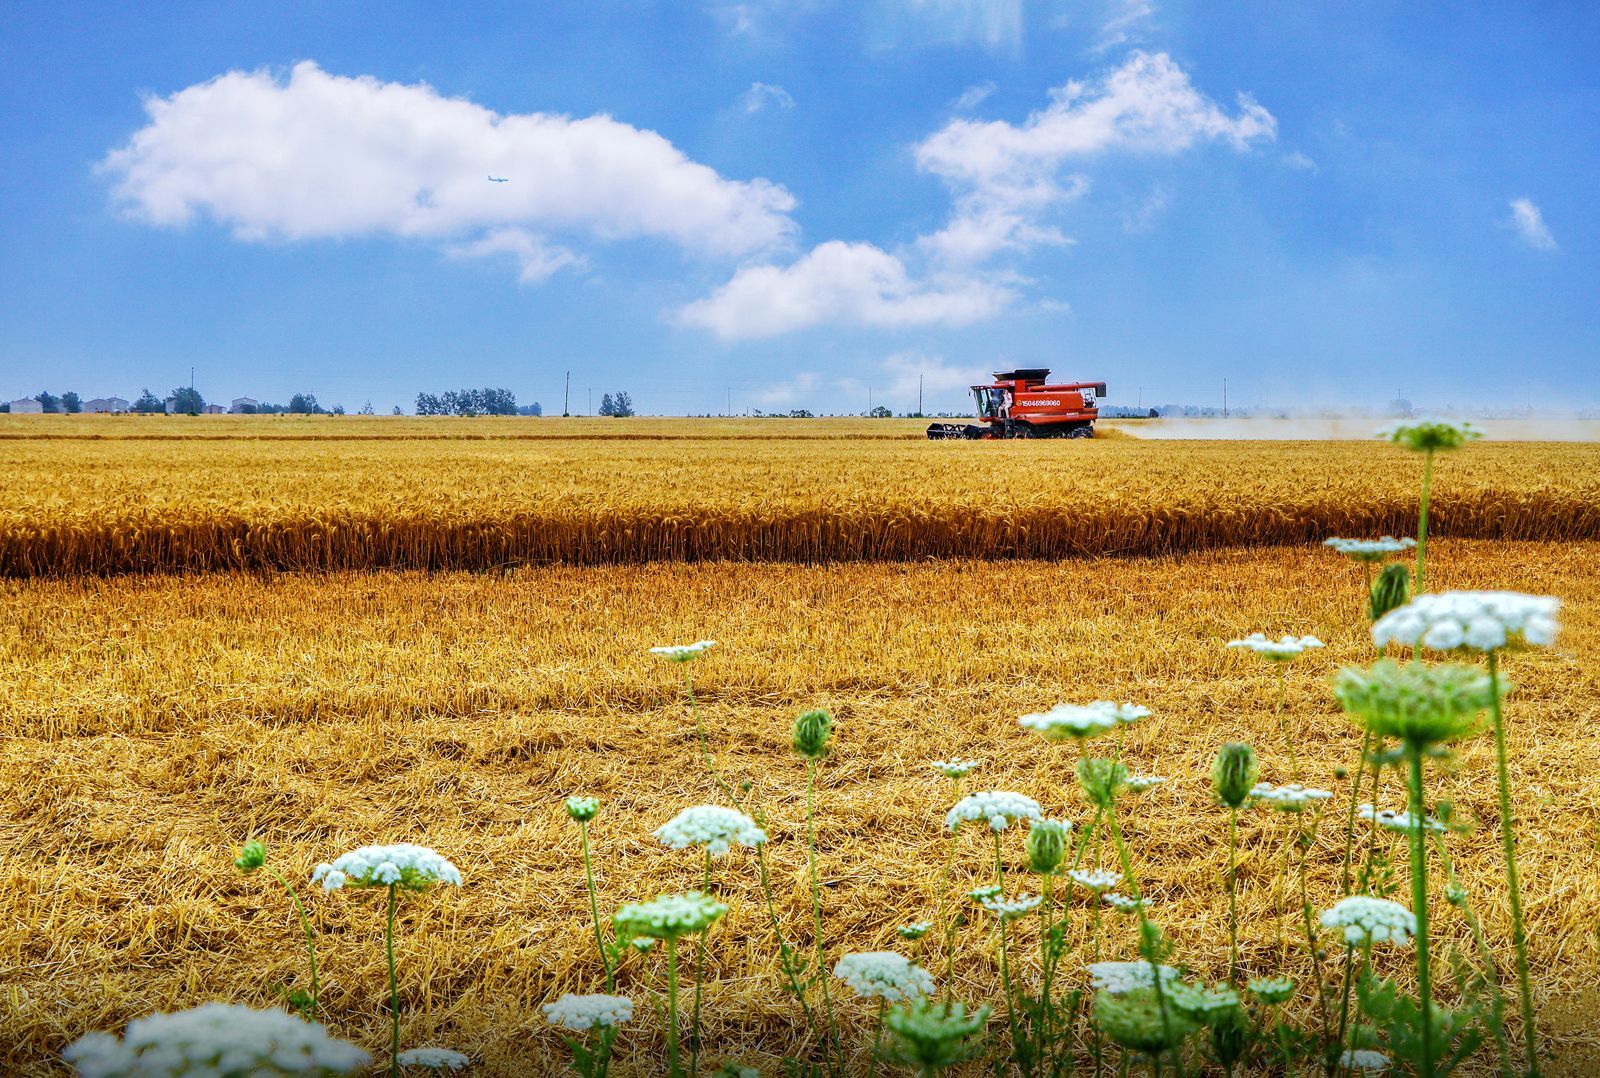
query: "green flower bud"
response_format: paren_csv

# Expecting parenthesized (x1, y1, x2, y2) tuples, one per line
(565, 796, 601, 823)
(1333, 659, 1500, 749)
(791, 709, 833, 759)
(233, 840, 266, 873)
(880, 999, 991, 1072)
(1368, 562, 1411, 623)
(1210, 742, 1259, 810)
(1209, 1001, 1250, 1070)
(1025, 819, 1070, 875)
(1093, 987, 1198, 1055)
(1076, 757, 1129, 808)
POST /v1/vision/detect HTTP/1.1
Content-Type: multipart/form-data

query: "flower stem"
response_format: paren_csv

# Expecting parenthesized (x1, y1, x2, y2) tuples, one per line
(691, 851, 710, 1078)
(993, 830, 1022, 1069)
(386, 883, 400, 1078)
(1339, 727, 1372, 898)
(1405, 745, 1434, 1077)
(1226, 806, 1240, 984)
(581, 821, 614, 991)
(265, 867, 319, 1020)
(666, 936, 683, 1078)
(1433, 832, 1515, 1075)
(1489, 649, 1541, 1076)
(939, 829, 960, 1003)
(755, 842, 816, 1035)
(1295, 812, 1331, 1044)
(807, 758, 843, 1075)
(868, 998, 886, 1078)
(1416, 448, 1434, 593)
(1274, 666, 1300, 782)
(686, 669, 742, 811)
(1105, 806, 1185, 1078)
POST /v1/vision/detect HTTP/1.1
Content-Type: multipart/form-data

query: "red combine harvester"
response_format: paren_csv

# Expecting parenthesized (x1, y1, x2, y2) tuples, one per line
(926, 369, 1107, 439)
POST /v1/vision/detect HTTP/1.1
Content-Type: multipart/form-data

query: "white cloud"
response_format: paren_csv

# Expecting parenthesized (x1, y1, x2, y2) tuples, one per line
(743, 81, 795, 113)
(880, 352, 991, 399)
(1091, 0, 1156, 53)
(1121, 183, 1168, 233)
(1282, 150, 1319, 174)
(952, 81, 997, 111)
(101, 61, 797, 276)
(915, 51, 1275, 263)
(445, 228, 584, 283)
(677, 240, 1014, 340)
(1508, 198, 1556, 251)
(750, 371, 821, 408)
(893, 0, 1023, 51)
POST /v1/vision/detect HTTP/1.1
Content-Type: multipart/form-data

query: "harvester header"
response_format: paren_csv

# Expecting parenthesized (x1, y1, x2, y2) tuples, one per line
(927, 369, 1107, 440)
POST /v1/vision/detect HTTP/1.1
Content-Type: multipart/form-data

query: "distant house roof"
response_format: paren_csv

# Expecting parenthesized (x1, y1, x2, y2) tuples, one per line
(8, 398, 43, 413)
(231, 397, 258, 406)
(203, 404, 226, 413)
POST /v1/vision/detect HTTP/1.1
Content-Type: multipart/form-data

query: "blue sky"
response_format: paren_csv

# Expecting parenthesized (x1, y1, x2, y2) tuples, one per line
(1, 1, 1595, 415)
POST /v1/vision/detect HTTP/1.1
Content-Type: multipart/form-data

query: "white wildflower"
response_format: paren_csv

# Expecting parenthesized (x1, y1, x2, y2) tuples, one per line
(1087, 961, 1180, 995)
(397, 1047, 471, 1071)
(832, 952, 936, 1002)
(1251, 782, 1334, 811)
(1126, 775, 1166, 792)
(930, 758, 980, 779)
(614, 891, 727, 941)
(1103, 893, 1148, 914)
(311, 844, 461, 892)
(945, 791, 1042, 832)
(654, 805, 767, 857)
(542, 993, 634, 1031)
(1323, 536, 1417, 562)
(1067, 869, 1122, 894)
(979, 892, 1043, 920)
(1357, 803, 1447, 834)
(1339, 1048, 1391, 1073)
(1102, 702, 1150, 726)
(898, 921, 933, 940)
(1371, 591, 1561, 653)
(1321, 896, 1416, 946)
(1226, 633, 1325, 661)
(649, 640, 718, 662)
(61, 1004, 369, 1077)
(1018, 702, 1120, 740)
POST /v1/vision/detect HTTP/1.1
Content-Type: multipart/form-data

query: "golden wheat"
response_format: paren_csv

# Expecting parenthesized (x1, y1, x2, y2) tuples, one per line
(2, 541, 1597, 1073)
(2, 419, 1597, 574)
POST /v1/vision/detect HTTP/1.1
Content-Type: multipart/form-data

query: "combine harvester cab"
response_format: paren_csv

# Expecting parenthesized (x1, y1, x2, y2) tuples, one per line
(927, 369, 1107, 440)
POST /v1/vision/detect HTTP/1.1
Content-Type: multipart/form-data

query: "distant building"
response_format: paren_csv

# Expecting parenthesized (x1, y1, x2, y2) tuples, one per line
(83, 397, 130, 413)
(203, 404, 226, 414)
(230, 396, 259, 413)
(7, 398, 43, 414)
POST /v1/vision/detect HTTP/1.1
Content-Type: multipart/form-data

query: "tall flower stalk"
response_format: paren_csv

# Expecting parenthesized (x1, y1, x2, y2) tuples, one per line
(312, 844, 463, 1078)
(930, 759, 979, 999)
(1372, 589, 1559, 1076)
(1210, 744, 1259, 984)
(1227, 634, 1324, 782)
(1376, 417, 1480, 592)
(651, 641, 740, 810)
(614, 892, 728, 1078)
(793, 708, 843, 1073)
(233, 840, 320, 1020)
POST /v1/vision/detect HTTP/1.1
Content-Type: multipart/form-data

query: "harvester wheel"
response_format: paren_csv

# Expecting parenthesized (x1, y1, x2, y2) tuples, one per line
(1068, 425, 1093, 439)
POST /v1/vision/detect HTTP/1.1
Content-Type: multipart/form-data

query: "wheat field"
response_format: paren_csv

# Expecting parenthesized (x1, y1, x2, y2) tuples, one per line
(2, 417, 1598, 574)
(3, 538, 1599, 1073)
(4, 420, 1599, 1074)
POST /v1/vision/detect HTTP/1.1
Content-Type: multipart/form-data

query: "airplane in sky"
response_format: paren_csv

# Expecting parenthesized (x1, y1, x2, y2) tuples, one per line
(487, 175, 509, 182)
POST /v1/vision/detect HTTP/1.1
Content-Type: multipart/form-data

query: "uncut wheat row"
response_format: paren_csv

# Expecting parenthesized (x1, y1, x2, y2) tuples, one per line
(3, 436, 1598, 574)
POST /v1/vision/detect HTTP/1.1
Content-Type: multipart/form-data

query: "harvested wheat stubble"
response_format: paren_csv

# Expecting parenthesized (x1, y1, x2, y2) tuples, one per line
(1, 540, 1597, 1074)
(1, 426, 1598, 575)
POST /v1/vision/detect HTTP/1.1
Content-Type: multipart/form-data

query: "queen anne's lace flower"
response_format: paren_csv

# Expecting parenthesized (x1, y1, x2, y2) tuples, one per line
(1126, 775, 1166, 792)
(564, 796, 600, 822)
(1372, 591, 1561, 653)
(833, 952, 936, 1002)
(945, 791, 1042, 832)
(1246, 975, 1295, 1005)
(312, 844, 461, 892)
(1323, 536, 1417, 562)
(61, 1004, 370, 1077)
(1321, 896, 1416, 946)
(542, 994, 634, 1031)
(1226, 633, 1324, 661)
(930, 759, 980, 779)
(614, 891, 727, 942)
(898, 922, 933, 940)
(1103, 893, 1148, 914)
(1251, 783, 1334, 811)
(978, 892, 1042, 920)
(1376, 417, 1480, 452)
(1087, 961, 1180, 995)
(649, 640, 717, 662)
(397, 1047, 471, 1071)
(1357, 803, 1447, 834)
(654, 805, 767, 857)
(1339, 1049, 1392, 1073)
(1067, 869, 1122, 893)
(1018, 702, 1127, 740)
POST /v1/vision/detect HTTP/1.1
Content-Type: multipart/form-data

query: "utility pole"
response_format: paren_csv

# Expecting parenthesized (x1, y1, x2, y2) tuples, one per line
(563, 371, 570, 417)
(918, 373, 924, 417)
(1137, 385, 1142, 409)
(868, 387, 873, 415)
(726, 387, 731, 417)
(1222, 378, 1229, 418)
(587, 388, 591, 416)
(190, 366, 195, 389)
